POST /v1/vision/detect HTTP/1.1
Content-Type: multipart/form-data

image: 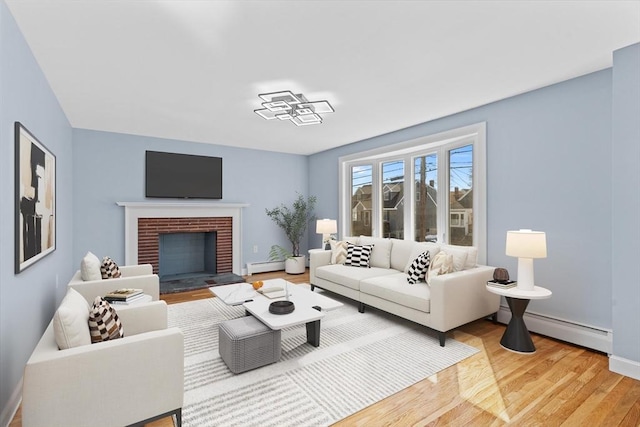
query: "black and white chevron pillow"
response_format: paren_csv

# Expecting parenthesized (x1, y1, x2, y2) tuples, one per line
(100, 256, 121, 279)
(345, 243, 374, 268)
(88, 297, 124, 343)
(407, 251, 431, 284)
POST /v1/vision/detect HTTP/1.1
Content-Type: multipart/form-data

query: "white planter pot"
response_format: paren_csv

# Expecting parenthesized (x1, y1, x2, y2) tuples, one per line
(285, 256, 306, 275)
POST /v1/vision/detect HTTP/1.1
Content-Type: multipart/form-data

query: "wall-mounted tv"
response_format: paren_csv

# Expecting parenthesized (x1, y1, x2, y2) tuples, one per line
(145, 151, 222, 199)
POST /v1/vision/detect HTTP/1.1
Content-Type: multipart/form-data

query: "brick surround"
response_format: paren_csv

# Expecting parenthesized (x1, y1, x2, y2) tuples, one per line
(138, 217, 232, 275)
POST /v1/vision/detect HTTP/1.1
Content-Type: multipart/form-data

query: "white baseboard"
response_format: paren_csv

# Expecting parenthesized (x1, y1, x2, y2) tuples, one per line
(1, 378, 22, 427)
(609, 355, 640, 381)
(497, 305, 613, 354)
(246, 261, 285, 275)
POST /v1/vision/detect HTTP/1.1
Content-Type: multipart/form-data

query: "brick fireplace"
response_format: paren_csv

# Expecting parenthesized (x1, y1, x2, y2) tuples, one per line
(117, 202, 248, 275)
(138, 217, 232, 275)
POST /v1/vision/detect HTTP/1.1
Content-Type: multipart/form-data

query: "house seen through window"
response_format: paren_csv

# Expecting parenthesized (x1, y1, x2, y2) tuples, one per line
(339, 123, 486, 261)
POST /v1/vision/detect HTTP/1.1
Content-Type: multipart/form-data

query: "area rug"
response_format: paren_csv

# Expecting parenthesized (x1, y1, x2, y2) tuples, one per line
(160, 272, 245, 294)
(168, 286, 479, 427)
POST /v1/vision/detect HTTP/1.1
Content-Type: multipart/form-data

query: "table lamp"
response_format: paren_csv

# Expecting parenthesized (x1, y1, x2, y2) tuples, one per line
(316, 219, 337, 249)
(505, 229, 547, 291)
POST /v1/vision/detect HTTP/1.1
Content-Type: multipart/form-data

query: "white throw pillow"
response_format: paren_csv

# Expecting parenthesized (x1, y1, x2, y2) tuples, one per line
(442, 247, 468, 272)
(329, 240, 349, 264)
(53, 288, 91, 350)
(429, 251, 454, 277)
(80, 251, 102, 281)
(442, 244, 478, 270)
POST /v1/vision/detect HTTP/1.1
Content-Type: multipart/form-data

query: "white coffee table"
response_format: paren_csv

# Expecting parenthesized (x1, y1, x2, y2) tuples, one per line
(210, 282, 258, 305)
(211, 279, 343, 347)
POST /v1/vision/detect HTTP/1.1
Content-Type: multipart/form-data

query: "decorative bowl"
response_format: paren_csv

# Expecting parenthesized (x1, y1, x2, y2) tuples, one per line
(269, 300, 295, 315)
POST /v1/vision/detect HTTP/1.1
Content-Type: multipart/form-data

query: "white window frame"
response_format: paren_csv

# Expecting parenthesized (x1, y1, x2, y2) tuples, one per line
(339, 122, 487, 264)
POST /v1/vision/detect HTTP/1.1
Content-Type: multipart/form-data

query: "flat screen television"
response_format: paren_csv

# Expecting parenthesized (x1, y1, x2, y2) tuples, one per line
(145, 151, 222, 199)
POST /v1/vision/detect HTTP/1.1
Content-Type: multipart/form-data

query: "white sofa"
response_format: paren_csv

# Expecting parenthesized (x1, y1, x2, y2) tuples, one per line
(68, 263, 160, 302)
(310, 237, 500, 346)
(22, 290, 184, 427)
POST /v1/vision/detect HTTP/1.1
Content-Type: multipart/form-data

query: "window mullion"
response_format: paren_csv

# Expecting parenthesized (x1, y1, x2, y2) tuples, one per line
(438, 146, 449, 244)
(404, 154, 414, 241)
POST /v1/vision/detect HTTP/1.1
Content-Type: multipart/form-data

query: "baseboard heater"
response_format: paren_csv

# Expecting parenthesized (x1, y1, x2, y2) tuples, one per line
(497, 305, 612, 354)
(246, 261, 285, 275)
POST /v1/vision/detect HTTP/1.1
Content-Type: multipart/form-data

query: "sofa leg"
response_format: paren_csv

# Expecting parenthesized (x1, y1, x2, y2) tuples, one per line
(439, 331, 446, 347)
(491, 311, 498, 323)
(174, 408, 182, 427)
(310, 284, 315, 291)
(358, 302, 365, 313)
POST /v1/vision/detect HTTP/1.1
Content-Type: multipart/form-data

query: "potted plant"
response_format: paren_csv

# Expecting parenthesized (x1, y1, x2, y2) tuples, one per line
(266, 193, 317, 274)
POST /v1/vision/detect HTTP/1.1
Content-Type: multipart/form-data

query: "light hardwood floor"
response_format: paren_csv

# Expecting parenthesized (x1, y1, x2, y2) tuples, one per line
(11, 270, 640, 426)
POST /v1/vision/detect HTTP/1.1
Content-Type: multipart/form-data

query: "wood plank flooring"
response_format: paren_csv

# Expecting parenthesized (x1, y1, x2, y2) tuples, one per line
(10, 270, 640, 426)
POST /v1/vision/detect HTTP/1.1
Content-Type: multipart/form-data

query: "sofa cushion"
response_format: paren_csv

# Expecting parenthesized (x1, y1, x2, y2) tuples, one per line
(80, 251, 102, 281)
(360, 273, 431, 313)
(100, 256, 122, 279)
(53, 288, 91, 350)
(438, 247, 468, 272)
(329, 240, 348, 264)
(345, 243, 374, 268)
(359, 236, 392, 269)
(316, 264, 398, 291)
(342, 236, 360, 244)
(390, 239, 415, 271)
(441, 244, 478, 270)
(407, 251, 430, 284)
(88, 297, 124, 343)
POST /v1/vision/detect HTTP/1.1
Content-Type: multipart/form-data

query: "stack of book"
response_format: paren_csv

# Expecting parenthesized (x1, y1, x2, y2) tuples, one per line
(104, 288, 145, 304)
(487, 280, 517, 289)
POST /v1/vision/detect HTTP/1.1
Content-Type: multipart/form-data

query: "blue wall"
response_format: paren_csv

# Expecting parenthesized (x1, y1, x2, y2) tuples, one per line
(71, 129, 310, 268)
(1, 0, 638, 419)
(308, 44, 640, 375)
(0, 1, 74, 421)
(612, 44, 640, 366)
(310, 69, 613, 329)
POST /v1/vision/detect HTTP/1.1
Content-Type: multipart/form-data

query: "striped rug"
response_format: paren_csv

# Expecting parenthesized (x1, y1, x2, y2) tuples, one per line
(168, 286, 478, 427)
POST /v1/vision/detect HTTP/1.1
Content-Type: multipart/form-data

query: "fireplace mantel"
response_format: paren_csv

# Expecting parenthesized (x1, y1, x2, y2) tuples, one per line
(117, 201, 249, 275)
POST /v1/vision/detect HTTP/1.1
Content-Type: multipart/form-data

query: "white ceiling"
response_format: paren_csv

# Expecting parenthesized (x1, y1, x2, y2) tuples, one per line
(6, 1, 640, 155)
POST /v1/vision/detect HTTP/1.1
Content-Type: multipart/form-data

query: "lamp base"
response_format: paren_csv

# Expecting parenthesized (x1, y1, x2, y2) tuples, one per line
(516, 257, 535, 291)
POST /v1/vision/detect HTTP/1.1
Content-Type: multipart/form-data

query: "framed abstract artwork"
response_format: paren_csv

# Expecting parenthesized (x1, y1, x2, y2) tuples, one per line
(15, 122, 56, 273)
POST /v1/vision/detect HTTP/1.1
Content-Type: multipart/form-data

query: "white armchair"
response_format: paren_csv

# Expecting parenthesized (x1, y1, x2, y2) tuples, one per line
(68, 263, 160, 301)
(22, 293, 184, 427)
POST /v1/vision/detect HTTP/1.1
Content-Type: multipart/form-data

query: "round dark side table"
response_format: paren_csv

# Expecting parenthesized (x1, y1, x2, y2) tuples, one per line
(486, 285, 552, 353)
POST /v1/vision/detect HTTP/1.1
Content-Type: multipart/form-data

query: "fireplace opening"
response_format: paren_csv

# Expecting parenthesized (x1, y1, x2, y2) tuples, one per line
(158, 232, 217, 281)
(136, 216, 244, 293)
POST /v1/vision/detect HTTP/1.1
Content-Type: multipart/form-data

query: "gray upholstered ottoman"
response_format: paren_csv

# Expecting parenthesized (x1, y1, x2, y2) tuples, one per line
(218, 316, 281, 374)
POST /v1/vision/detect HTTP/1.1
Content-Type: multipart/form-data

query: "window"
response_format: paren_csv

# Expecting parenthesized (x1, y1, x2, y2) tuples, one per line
(339, 123, 486, 263)
(449, 144, 473, 245)
(382, 160, 404, 238)
(350, 164, 372, 236)
(415, 153, 437, 242)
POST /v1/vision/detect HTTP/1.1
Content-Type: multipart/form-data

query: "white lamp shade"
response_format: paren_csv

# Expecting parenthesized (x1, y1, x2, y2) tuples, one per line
(506, 229, 547, 258)
(316, 219, 337, 234)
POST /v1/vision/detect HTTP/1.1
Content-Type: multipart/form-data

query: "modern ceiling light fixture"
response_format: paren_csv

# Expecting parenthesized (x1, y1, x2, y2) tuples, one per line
(254, 91, 334, 126)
